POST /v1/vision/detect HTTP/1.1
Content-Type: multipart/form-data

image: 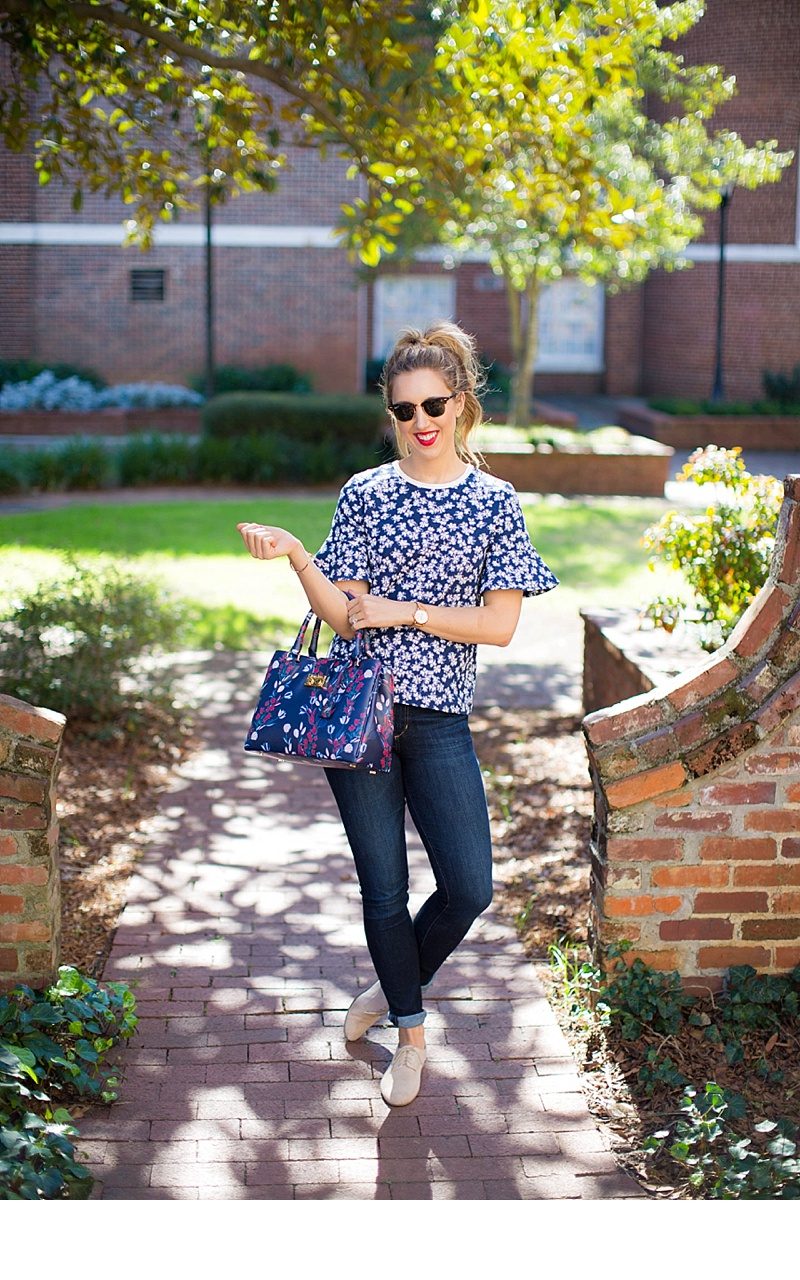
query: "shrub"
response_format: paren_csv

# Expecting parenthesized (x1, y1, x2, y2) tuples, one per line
(190, 363, 312, 396)
(20, 447, 66, 492)
(96, 383, 202, 409)
(0, 453, 25, 495)
(202, 392, 386, 445)
(648, 394, 800, 417)
(194, 432, 384, 485)
(193, 432, 290, 484)
(641, 445, 783, 647)
(0, 372, 100, 413)
(762, 363, 800, 408)
(23, 438, 115, 491)
(645, 1083, 800, 1199)
(0, 966, 137, 1200)
(481, 356, 513, 399)
(364, 357, 384, 394)
(0, 432, 392, 495)
(0, 360, 105, 391)
(598, 942, 696, 1041)
(117, 434, 195, 486)
(0, 372, 201, 413)
(0, 559, 186, 726)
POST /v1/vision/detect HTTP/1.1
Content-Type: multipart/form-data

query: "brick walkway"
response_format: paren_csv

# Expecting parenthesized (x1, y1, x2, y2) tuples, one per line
(79, 650, 644, 1200)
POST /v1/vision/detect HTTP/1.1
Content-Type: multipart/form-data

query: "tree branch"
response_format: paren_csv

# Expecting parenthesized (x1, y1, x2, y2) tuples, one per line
(0, 0, 461, 199)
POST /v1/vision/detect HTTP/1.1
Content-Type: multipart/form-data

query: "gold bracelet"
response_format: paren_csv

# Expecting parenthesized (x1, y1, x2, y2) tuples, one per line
(290, 556, 313, 575)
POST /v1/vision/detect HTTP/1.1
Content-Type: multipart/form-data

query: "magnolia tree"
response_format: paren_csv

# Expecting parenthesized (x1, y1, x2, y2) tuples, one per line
(347, 1, 795, 423)
(0, 0, 793, 423)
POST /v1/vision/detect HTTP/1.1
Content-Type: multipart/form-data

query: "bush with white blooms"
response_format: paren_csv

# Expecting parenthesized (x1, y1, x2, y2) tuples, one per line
(0, 370, 203, 411)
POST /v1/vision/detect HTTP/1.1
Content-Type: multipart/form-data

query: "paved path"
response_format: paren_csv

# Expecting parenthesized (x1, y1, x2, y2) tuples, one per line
(76, 646, 644, 1201)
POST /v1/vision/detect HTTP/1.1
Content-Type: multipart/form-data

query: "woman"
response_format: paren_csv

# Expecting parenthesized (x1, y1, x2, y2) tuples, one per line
(237, 321, 558, 1106)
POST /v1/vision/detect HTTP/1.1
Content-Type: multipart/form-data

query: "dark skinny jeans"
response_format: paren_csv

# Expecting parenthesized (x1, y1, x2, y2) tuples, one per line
(325, 704, 493, 1027)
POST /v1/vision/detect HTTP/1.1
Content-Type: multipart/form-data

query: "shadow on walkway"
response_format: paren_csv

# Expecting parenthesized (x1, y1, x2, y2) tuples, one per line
(78, 651, 643, 1200)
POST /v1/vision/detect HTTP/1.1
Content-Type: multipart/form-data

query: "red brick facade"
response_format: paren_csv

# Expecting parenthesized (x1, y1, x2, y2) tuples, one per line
(0, 2, 798, 398)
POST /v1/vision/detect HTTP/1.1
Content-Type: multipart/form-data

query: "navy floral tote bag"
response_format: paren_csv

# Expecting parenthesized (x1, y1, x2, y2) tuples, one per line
(244, 608, 394, 773)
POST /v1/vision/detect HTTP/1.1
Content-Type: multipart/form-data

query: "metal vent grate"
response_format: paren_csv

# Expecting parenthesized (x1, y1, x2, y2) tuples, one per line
(130, 268, 166, 302)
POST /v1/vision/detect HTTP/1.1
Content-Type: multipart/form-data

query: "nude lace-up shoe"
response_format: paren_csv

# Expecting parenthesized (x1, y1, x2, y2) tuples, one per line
(380, 1044, 427, 1107)
(344, 979, 389, 1042)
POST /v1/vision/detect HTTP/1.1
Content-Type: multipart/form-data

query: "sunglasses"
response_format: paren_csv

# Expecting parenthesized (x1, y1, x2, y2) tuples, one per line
(388, 392, 459, 422)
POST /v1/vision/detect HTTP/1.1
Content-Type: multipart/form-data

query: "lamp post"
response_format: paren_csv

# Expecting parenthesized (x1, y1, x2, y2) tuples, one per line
(204, 141, 216, 402)
(710, 182, 735, 404)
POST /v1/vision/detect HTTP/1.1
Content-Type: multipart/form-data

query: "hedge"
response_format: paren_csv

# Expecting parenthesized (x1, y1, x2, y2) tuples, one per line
(0, 432, 393, 493)
(202, 392, 387, 443)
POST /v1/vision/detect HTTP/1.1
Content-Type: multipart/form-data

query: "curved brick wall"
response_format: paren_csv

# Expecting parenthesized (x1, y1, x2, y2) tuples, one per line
(583, 475, 800, 992)
(0, 694, 65, 990)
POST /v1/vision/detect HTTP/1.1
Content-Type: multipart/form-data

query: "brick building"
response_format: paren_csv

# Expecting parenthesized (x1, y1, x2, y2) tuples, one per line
(0, 1, 798, 399)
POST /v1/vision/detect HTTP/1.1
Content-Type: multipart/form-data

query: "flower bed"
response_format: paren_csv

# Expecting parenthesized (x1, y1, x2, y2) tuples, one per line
(619, 402, 800, 452)
(478, 425, 673, 497)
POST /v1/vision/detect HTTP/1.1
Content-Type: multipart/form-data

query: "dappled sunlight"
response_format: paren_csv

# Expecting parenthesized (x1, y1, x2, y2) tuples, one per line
(73, 646, 636, 1199)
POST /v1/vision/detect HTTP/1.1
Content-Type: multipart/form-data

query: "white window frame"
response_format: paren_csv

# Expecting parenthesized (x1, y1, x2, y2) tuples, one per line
(535, 279, 605, 373)
(372, 275, 456, 359)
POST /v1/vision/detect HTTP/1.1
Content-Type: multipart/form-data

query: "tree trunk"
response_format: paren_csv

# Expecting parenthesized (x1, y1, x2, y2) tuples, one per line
(507, 276, 541, 429)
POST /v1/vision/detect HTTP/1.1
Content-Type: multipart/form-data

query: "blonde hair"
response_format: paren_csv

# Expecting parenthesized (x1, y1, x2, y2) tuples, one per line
(380, 320, 486, 468)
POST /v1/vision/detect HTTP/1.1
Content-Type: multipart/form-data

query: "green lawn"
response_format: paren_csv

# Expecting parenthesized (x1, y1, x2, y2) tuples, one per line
(0, 494, 683, 648)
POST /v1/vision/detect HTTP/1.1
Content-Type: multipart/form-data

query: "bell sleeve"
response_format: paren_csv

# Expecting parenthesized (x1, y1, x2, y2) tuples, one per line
(313, 479, 371, 584)
(480, 484, 559, 597)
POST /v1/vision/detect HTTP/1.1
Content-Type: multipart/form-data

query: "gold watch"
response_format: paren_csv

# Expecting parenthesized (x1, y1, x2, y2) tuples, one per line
(412, 602, 429, 628)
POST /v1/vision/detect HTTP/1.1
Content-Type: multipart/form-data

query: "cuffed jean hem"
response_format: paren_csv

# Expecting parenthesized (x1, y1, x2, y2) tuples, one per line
(387, 979, 432, 1028)
(388, 1010, 427, 1028)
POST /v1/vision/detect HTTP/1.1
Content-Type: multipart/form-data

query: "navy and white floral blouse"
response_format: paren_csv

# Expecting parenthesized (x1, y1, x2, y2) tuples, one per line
(313, 461, 559, 714)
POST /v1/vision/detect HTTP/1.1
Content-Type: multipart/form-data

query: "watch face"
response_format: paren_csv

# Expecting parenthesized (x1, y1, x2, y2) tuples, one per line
(414, 607, 429, 625)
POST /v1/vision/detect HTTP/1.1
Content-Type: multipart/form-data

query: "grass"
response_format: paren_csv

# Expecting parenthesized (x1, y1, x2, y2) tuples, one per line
(0, 493, 682, 648)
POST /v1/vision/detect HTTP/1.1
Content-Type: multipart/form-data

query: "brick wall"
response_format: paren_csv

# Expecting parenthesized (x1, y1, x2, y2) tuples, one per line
(0, 695, 65, 990)
(0, 4, 797, 398)
(581, 608, 707, 715)
(8, 243, 362, 392)
(640, 0, 800, 400)
(583, 475, 800, 993)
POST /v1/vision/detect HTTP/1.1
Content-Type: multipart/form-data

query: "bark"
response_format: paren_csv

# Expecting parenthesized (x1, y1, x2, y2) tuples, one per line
(507, 276, 541, 429)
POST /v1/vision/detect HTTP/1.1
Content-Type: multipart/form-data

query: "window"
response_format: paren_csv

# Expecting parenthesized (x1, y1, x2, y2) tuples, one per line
(130, 268, 166, 302)
(535, 279, 604, 372)
(373, 275, 456, 358)
(473, 272, 505, 293)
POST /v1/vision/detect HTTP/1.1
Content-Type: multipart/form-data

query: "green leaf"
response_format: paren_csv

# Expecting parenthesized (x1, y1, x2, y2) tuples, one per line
(768, 1138, 796, 1158)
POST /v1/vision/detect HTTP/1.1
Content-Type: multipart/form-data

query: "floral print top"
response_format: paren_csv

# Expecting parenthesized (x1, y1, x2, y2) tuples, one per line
(313, 461, 559, 713)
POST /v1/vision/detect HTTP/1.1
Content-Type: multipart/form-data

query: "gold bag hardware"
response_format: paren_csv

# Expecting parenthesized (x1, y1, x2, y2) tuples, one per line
(304, 673, 328, 688)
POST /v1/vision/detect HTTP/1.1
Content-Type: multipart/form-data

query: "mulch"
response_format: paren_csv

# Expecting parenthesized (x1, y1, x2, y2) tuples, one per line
(57, 709, 197, 979)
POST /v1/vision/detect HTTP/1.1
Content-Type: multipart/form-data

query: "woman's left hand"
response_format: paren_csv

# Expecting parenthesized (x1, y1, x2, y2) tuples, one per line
(346, 592, 411, 631)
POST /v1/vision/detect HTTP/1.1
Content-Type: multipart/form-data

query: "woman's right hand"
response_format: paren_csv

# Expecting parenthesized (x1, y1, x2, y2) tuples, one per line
(236, 522, 303, 563)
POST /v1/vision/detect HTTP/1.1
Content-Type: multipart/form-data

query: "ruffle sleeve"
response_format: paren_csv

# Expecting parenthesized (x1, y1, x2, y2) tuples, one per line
(313, 479, 371, 583)
(480, 484, 559, 597)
